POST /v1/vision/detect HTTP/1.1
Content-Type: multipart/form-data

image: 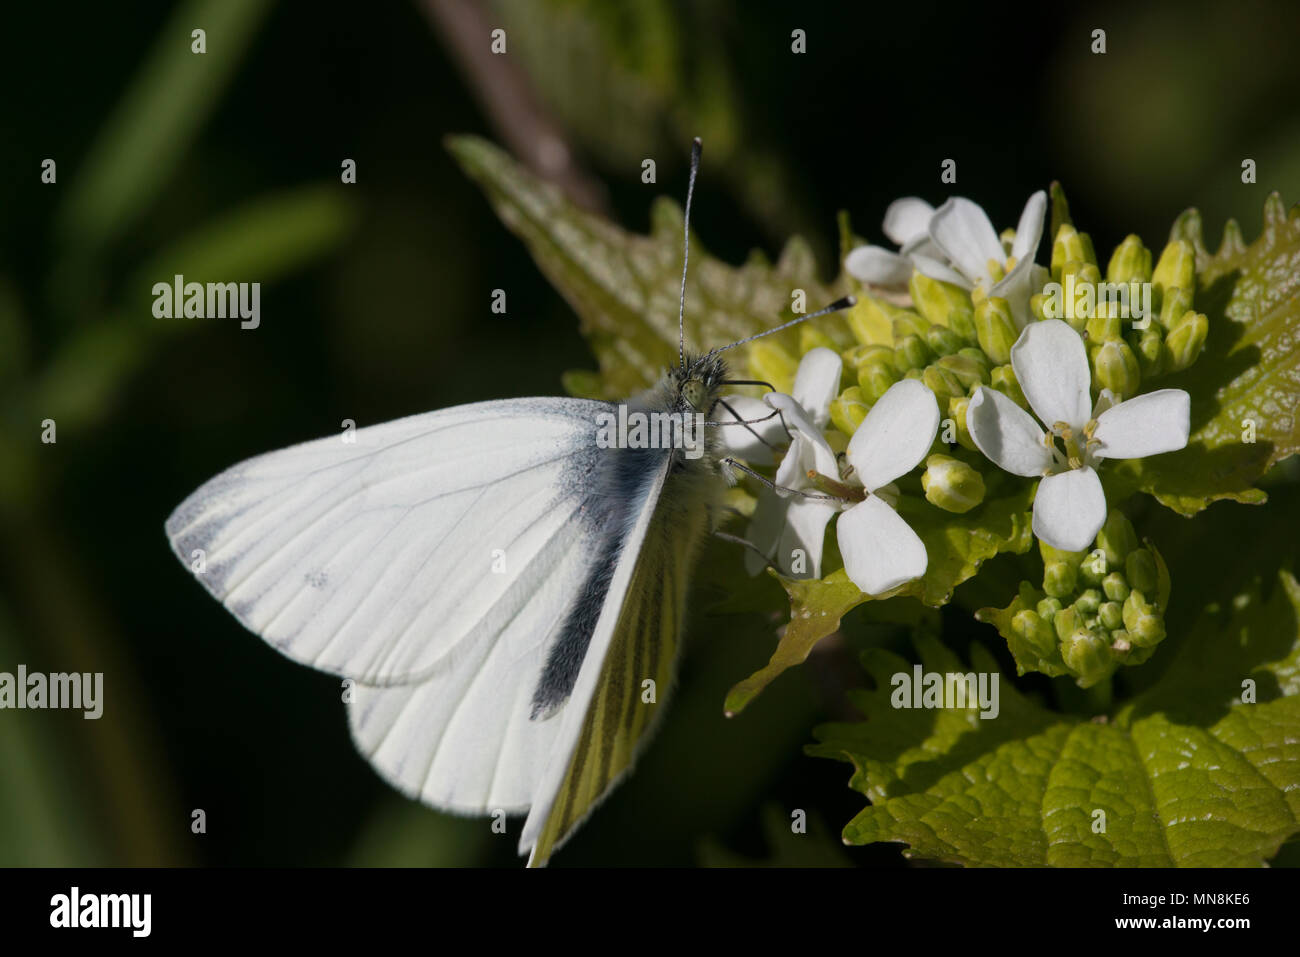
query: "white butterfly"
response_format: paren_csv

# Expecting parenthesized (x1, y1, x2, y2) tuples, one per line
(164, 140, 852, 865)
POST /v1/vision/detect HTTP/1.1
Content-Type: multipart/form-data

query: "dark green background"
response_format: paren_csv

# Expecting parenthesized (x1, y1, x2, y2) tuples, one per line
(1, 0, 1296, 866)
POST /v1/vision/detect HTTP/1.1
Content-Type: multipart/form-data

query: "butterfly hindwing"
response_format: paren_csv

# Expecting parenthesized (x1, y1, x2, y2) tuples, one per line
(522, 451, 718, 864)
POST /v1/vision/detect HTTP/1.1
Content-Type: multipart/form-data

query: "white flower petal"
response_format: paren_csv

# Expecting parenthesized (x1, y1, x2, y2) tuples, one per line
(882, 197, 935, 247)
(716, 395, 782, 464)
(791, 348, 843, 429)
(966, 386, 1053, 477)
(1009, 190, 1047, 263)
(845, 245, 913, 288)
(900, 235, 942, 260)
(744, 489, 788, 575)
(845, 379, 940, 491)
(1032, 467, 1106, 552)
(988, 254, 1037, 329)
(838, 496, 928, 595)
(766, 393, 833, 456)
(1010, 319, 1092, 430)
(913, 254, 972, 288)
(775, 439, 839, 504)
(745, 480, 838, 579)
(778, 499, 838, 579)
(773, 435, 811, 489)
(1092, 389, 1191, 460)
(929, 197, 1004, 286)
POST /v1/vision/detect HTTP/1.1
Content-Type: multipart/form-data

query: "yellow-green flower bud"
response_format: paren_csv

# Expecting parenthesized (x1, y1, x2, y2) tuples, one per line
(1078, 232, 1098, 270)
(1040, 540, 1088, 569)
(1053, 606, 1079, 643)
(922, 366, 964, 407)
(947, 396, 977, 451)
(1093, 340, 1141, 399)
(1085, 310, 1123, 344)
(1152, 239, 1196, 303)
(829, 386, 871, 436)
(949, 307, 978, 344)
(958, 347, 992, 377)
(893, 335, 934, 374)
(749, 341, 799, 395)
(1078, 548, 1109, 586)
(847, 344, 895, 372)
(1157, 285, 1192, 330)
(926, 324, 963, 357)
(1075, 588, 1103, 617)
(991, 364, 1028, 408)
(1057, 260, 1102, 333)
(1125, 549, 1159, 595)
(1037, 596, 1064, 619)
(1122, 590, 1165, 647)
(846, 297, 909, 346)
(848, 345, 896, 396)
(937, 354, 988, 392)
(1102, 572, 1130, 603)
(1044, 561, 1077, 598)
(1030, 291, 1049, 322)
(1061, 630, 1112, 686)
(909, 271, 971, 328)
(1012, 609, 1057, 660)
(974, 297, 1018, 364)
(800, 324, 841, 355)
(859, 362, 900, 403)
(1106, 235, 1152, 285)
(921, 453, 986, 513)
(1098, 600, 1124, 631)
(1135, 324, 1165, 377)
(1061, 259, 1102, 285)
(892, 312, 931, 342)
(1110, 629, 1132, 653)
(1164, 311, 1208, 372)
(1051, 223, 1096, 279)
(1097, 510, 1139, 566)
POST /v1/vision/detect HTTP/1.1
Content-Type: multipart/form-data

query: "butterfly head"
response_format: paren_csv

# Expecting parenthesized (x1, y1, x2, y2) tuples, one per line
(675, 352, 728, 415)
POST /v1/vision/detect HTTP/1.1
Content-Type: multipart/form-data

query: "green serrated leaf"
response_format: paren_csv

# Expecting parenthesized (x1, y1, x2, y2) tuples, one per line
(448, 135, 838, 398)
(725, 481, 1034, 714)
(811, 571, 1300, 867)
(1113, 195, 1300, 515)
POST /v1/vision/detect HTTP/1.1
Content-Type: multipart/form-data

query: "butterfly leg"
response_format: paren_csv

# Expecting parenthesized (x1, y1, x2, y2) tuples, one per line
(714, 397, 787, 452)
(711, 528, 777, 571)
(720, 457, 849, 504)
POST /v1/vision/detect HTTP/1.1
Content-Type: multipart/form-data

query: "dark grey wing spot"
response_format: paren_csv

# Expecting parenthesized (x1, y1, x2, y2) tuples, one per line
(530, 440, 667, 720)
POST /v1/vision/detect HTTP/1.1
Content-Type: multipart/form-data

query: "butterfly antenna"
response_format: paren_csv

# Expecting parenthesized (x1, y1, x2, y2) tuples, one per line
(700, 295, 856, 365)
(678, 137, 703, 372)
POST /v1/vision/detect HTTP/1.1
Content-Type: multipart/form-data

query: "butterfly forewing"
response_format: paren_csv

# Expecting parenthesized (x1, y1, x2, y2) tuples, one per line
(165, 398, 609, 686)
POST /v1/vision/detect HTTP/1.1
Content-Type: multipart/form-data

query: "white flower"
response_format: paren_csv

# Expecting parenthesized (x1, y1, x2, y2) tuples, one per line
(843, 197, 943, 291)
(923, 191, 1047, 328)
(733, 348, 844, 578)
(965, 319, 1190, 552)
(844, 192, 1047, 329)
(837, 379, 940, 595)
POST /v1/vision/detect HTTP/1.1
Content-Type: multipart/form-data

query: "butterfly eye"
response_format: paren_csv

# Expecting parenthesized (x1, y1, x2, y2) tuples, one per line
(681, 379, 707, 411)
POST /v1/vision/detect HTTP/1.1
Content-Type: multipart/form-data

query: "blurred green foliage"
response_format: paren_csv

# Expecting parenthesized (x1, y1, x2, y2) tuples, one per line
(2, 0, 1297, 867)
